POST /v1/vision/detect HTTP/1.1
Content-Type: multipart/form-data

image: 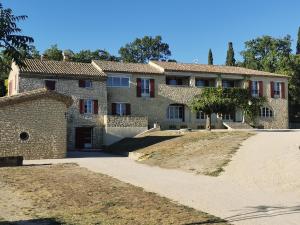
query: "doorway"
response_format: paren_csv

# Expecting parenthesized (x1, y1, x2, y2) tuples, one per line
(75, 127, 93, 149)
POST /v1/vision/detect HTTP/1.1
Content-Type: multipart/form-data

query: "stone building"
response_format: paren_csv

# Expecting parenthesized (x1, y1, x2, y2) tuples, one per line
(0, 89, 72, 159)
(7, 58, 289, 151)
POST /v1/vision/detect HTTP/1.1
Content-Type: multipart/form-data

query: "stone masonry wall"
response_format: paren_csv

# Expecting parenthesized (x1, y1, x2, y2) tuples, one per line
(0, 98, 68, 159)
(18, 76, 107, 149)
(104, 115, 148, 127)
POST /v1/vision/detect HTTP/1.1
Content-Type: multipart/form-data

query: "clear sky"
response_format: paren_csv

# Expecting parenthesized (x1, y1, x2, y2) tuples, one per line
(3, 0, 300, 64)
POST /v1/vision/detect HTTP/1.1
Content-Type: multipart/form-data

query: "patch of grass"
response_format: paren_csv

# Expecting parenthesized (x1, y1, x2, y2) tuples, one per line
(0, 164, 230, 225)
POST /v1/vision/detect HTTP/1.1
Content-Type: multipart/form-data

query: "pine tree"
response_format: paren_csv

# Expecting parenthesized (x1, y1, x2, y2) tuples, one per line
(226, 42, 236, 66)
(208, 49, 213, 65)
(296, 27, 300, 54)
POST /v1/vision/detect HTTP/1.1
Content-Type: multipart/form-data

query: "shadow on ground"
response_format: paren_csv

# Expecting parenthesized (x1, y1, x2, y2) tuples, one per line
(0, 218, 61, 225)
(106, 135, 180, 155)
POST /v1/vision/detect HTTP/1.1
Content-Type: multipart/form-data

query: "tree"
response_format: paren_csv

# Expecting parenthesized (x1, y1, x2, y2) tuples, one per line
(43, 44, 63, 61)
(297, 27, 300, 55)
(240, 35, 293, 74)
(190, 88, 265, 130)
(0, 3, 33, 95)
(208, 49, 213, 65)
(226, 42, 235, 66)
(119, 35, 171, 63)
(71, 49, 120, 63)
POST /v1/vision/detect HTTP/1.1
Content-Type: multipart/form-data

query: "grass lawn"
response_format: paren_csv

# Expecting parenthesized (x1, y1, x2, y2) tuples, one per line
(0, 164, 230, 225)
(109, 130, 254, 176)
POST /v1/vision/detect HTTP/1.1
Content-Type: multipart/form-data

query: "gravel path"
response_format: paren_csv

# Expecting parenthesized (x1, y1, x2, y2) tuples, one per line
(25, 131, 300, 225)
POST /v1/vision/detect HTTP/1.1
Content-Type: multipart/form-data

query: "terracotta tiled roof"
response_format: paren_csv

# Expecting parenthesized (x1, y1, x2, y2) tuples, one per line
(149, 61, 288, 77)
(92, 60, 162, 74)
(0, 89, 73, 107)
(19, 59, 106, 79)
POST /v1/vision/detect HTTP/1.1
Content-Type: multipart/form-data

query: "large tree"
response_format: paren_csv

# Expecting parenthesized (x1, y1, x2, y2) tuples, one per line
(190, 88, 265, 130)
(208, 49, 213, 65)
(119, 35, 171, 63)
(297, 27, 300, 55)
(43, 44, 63, 61)
(225, 42, 236, 66)
(71, 49, 120, 63)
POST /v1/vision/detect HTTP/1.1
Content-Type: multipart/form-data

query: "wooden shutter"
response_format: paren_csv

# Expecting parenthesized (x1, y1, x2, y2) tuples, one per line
(259, 81, 263, 97)
(136, 78, 141, 97)
(126, 103, 131, 115)
(112, 103, 117, 115)
(79, 99, 84, 114)
(93, 100, 98, 114)
(79, 80, 85, 88)
(270, 81, 274, 98)
(281, 82, 285, 99)
(150, 79, 155, 98)
(248, 80, 252, 95)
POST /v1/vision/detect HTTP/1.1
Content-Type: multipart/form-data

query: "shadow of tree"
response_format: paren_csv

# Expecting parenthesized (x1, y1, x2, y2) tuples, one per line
(0, 218, 62, 225)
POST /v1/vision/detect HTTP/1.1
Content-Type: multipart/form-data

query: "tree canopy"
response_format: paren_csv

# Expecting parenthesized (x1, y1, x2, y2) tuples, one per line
(297, 27, 300, 55)
(208, 49, 213, 65)
(119, 35, 171, 63)
(225, 42, 235, 66)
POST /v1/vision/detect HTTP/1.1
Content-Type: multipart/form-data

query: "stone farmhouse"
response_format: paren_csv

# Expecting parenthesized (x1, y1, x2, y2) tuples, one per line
(7, 57, 289, 151)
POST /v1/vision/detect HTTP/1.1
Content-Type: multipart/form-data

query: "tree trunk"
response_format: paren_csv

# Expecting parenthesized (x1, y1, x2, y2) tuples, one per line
(206, 114, 211, 131)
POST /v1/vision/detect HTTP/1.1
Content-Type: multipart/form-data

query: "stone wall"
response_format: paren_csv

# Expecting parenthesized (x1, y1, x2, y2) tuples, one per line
(17, 76, 107, 149)
(104, 115, 148, 127)
(0, 98, 68, 159)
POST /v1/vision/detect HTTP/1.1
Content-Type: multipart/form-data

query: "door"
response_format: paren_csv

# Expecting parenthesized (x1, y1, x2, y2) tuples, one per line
(75, 127, 93, 149)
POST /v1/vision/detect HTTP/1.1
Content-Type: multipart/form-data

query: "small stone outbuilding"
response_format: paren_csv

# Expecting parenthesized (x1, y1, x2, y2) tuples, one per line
(0, 89, 73, 159)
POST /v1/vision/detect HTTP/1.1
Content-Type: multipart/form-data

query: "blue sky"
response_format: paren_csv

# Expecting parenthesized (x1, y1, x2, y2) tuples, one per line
(3, 0, 300, 64)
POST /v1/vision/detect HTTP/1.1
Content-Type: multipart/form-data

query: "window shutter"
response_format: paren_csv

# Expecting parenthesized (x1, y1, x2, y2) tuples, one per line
(79, 80, 85, 88)
(112, 103, 117, 115)
(126, 103, 131, 115)
(281, 82, 285, 99)
(136, 78, 142, 97)
(248, 80, 252, 94)
(79, 99, 84, 114)
(259, 81, 263, 97)
(270, 81, 274, 98)
(150, 79, 155, 98)
(93, 100, 98, 114)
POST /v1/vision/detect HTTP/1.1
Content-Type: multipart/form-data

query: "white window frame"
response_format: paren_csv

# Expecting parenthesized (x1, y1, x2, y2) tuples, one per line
(107, 75, 130, 88)
(115, 102, 127, 116)
(141, 78, 150, 97)
(196, 111, 206, 120)
(167, 105, 183, 120)
(84, 99, 93, 114)
(274, 81, 281, 98)
(251, 81, 259, 97)
(260, 107, 274, 118)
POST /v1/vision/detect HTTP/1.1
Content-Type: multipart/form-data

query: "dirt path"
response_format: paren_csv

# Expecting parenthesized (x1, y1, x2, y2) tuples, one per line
(25, 131, 300, 225)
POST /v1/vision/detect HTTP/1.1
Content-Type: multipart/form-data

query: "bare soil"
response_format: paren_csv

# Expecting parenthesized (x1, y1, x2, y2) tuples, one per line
(114, 130, 254, 176)
(0, 163, 229, 225)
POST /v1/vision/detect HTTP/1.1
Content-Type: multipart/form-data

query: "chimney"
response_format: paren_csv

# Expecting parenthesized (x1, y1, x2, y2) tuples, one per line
(62, 51, 70, 61)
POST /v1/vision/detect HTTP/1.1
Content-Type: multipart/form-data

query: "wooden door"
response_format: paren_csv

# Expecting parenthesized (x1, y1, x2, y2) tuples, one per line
(75, 127, 92, 149)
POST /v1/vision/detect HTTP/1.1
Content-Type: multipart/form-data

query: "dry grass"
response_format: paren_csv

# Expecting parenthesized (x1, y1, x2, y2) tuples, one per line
(111, 130, 254, 176)
(0, 164, 229, 225)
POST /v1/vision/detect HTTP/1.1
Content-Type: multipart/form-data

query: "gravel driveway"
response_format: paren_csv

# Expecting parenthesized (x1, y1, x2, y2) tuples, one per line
(25, 130, 300, 225)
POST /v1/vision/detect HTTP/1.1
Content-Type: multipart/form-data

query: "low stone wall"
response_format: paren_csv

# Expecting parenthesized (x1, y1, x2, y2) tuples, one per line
(104, 115, 148, 127)
(104, 115, 148, 146)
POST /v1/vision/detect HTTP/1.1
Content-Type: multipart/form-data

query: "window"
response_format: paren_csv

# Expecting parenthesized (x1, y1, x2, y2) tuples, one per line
(223, 113, 234, 121)
(196, 79, 210, 87)
(116, 103, 126, 116)
(196, 111, 205, 120)
(20, 132, 29, 141)
(168, 79, 178, 85)
(260, 107, 273, 118)
(251, 81, 259, 97)
(167, 105, 184, 120)
(45, 80, 56, 90)
(274, 82, 281, 97)
(141, 78, 150, 96)
(222, 80, 234, 88)
(79, 80, 92, 88)
(107, 76, 129, 87)
(84, 100, 93, 114)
